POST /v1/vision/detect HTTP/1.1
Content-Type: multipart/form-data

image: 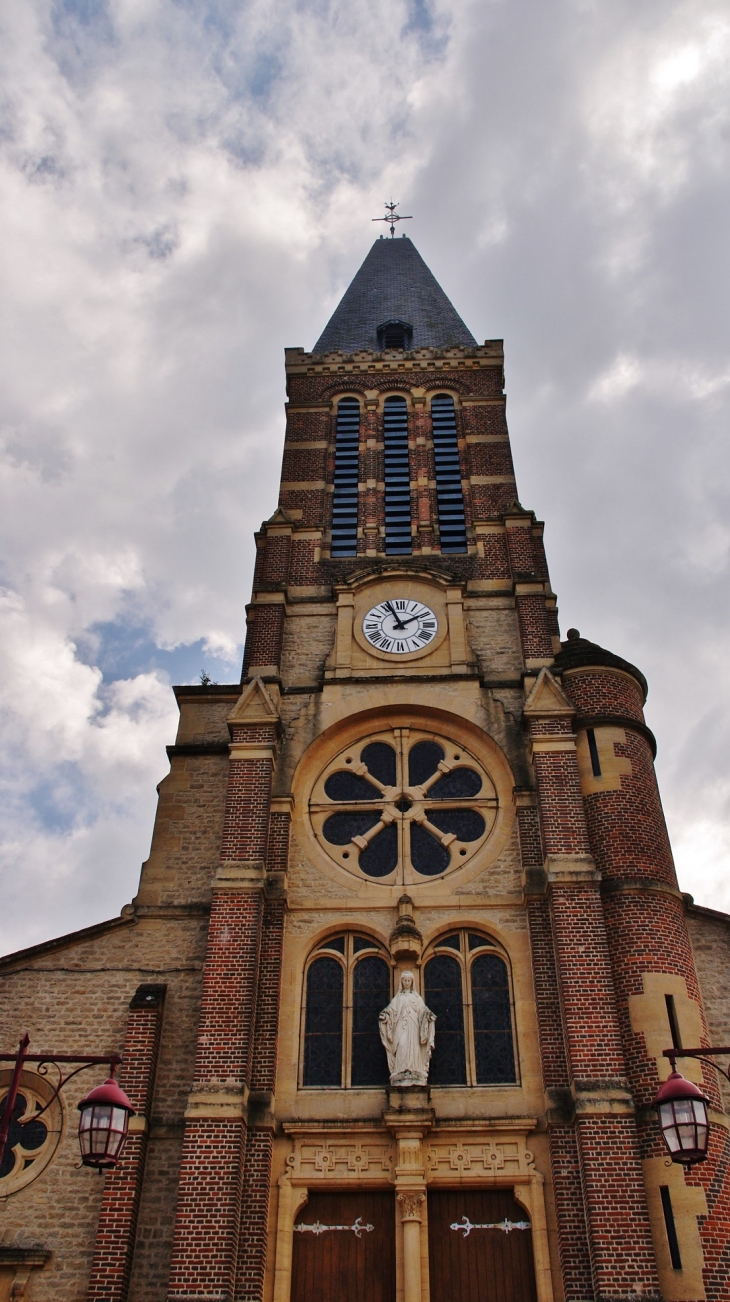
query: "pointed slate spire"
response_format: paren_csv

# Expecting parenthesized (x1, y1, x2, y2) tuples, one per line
(313, 237, 477, 354)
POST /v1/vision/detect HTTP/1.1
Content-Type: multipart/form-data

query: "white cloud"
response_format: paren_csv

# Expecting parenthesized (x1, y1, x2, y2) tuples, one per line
(1, 0, 730, 947)
(588, 353, 642, 403)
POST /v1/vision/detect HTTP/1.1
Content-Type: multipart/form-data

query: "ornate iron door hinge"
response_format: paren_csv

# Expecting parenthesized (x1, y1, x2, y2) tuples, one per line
(450, 1216, 530, 1238)
(294, 1217, 374, 1238)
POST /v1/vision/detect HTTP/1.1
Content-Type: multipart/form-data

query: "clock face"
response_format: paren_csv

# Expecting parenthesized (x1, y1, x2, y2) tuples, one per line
(362, 600, 438, 654)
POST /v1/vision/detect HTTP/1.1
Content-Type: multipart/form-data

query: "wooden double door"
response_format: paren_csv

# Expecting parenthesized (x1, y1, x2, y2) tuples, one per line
(291, 1188, 537, 1302)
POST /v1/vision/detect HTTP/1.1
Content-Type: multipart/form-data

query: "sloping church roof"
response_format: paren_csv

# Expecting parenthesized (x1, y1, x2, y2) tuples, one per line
(313, 236, 477, 354)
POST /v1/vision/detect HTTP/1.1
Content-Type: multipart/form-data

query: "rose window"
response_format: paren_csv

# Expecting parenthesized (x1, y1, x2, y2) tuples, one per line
(0, 1071, 62, 1195)
(310, 728, 497, 884)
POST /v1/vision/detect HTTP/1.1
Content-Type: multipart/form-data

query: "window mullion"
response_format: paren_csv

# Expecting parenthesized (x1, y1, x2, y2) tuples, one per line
(343, 955, 353, 1088)
(463, 938, 477, 1087)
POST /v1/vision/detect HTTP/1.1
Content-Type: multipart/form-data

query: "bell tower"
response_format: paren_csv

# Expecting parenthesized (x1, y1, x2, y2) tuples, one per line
(158, 233, 724, 1302)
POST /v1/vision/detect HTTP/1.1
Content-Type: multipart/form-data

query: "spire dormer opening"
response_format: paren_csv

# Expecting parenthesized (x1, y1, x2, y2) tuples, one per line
(376, 319, 413, 351)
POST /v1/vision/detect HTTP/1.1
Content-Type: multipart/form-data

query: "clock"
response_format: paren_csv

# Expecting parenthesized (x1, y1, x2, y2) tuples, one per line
(362, 600, 438, 654)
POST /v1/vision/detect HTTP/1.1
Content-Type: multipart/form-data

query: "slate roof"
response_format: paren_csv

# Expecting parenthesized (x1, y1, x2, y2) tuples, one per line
(553, 634, 648, 702)
(313, 237, 477, 354)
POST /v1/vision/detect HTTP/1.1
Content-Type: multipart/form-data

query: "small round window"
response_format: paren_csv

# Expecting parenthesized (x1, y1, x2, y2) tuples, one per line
(0, 1070, 63, 1197)
(310, 727, 497, 885)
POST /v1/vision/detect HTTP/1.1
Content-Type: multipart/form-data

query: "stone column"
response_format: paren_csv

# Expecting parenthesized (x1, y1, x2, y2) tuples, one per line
(398, 1193, 425, 1302)
(384, 1087, 433, 1302)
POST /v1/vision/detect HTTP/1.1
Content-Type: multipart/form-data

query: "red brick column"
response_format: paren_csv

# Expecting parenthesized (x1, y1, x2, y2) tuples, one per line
(166, 720, 276, 1302)
(235, 806, 288, 1302)
(243, 601, 285, 679)
(517, 793, 594, 1299)
(505, 511, 554, 663)
(410, 401, 435, 554)
(524, 673, 662, 1300)
(86, 983, 166, 1302)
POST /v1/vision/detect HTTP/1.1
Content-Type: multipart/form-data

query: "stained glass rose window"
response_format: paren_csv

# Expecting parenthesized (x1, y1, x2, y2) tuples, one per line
(310, 728, 497, 883)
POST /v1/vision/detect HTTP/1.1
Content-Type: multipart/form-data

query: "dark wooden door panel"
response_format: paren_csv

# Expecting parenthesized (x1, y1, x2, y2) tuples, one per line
(292, 1190, 395, 1302)
(428, 1189, 537, 1302)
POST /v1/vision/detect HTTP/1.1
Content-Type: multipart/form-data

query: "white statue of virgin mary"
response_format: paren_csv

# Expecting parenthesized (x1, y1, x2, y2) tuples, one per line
(378, 971, 436, 1086)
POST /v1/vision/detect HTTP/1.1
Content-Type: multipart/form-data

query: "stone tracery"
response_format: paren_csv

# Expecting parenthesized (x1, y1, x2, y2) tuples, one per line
(310, 726, 497, 883)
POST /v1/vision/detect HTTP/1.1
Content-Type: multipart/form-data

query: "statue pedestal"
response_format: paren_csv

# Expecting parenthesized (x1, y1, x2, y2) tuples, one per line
(386, 1085, 431, 1113)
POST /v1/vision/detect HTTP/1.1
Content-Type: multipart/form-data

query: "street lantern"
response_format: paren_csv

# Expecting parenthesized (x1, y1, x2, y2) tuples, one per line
(0, 1034, 131, 1179)
(77, 1077, 135, 1169)
(653, 1070, 710, 1165)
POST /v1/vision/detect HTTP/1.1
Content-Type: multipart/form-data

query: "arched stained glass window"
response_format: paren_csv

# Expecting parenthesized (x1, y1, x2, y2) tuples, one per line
(424, 931, 517, 1087)
(303, 957, 343, 1087)
(383, 397, 412, 555)
(430, 394, 466, 554)
(302, 935, 391, 1089)
(352, 956, 391, 1086)
(472, 952, 516, 1084)
(425, 954, 467, 1085)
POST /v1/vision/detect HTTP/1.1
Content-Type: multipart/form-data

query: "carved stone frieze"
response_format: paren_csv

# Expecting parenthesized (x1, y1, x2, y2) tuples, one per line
(426, 1132, 536, 1179)
(284, 1131, 394, 1182)
(282, 1122, 539, 1186)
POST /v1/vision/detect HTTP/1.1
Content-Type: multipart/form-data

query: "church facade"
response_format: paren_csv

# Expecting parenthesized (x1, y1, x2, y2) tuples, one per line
(2, 236, 730, 1302)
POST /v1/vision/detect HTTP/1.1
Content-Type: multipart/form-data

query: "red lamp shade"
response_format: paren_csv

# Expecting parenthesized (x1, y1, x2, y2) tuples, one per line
(77, 1078, 135, 1169)
(653, 1070, 710, 1165)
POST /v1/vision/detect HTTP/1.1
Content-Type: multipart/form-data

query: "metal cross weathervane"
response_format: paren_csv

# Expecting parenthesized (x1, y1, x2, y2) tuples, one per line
(372, 200, 412, 238)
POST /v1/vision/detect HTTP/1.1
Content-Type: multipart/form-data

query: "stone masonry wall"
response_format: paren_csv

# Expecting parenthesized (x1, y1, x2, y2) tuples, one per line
(0, 917, 206, 1302)
(687, 904, 730, 1112)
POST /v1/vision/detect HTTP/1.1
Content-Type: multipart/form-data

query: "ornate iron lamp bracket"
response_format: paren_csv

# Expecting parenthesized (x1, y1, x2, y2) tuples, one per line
(663, 1046, 730, 1085)
(0, 1033, 123, 1169)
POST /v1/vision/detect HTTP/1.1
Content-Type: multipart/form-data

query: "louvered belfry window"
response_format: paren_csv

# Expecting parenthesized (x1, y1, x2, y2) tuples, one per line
(331, 397, 360, 557)
(431, 394, 467, 554)
(383, 396, 412, 555)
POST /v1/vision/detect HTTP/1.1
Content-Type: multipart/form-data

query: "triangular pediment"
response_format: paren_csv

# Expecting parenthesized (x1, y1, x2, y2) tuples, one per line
(522, 668, 574, 718)
(264, 507, 295, 528)
(227, 676, 280, 725)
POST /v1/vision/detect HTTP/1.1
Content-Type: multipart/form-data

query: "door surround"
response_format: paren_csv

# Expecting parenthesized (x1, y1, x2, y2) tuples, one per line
(273, 1120, 554, 1302)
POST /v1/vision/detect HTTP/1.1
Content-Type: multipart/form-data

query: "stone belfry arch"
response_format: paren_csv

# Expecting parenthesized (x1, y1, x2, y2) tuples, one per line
(3, 234, 728, 1302)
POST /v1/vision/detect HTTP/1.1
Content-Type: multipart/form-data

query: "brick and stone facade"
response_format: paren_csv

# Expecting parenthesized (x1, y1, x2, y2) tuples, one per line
(1, 235, 729, 1302)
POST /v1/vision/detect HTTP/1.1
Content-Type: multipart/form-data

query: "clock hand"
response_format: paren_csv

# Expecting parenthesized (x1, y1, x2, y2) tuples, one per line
(384, 601, 408, 630)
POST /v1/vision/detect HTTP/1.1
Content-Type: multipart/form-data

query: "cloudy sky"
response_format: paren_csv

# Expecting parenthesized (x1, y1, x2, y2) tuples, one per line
(1, 0, 729, 953)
